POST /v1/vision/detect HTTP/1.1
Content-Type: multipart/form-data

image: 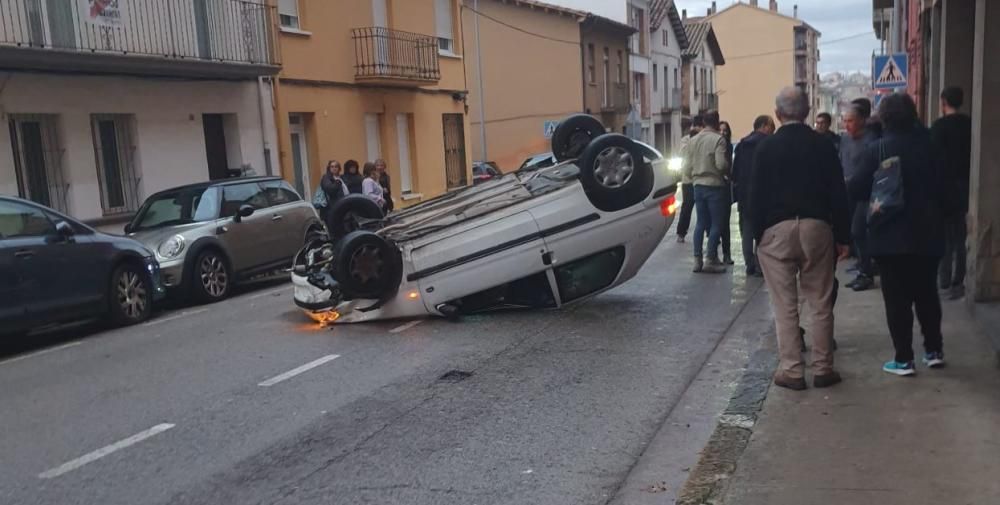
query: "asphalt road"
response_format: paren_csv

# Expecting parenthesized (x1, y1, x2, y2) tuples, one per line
(0, 231, 771, 505)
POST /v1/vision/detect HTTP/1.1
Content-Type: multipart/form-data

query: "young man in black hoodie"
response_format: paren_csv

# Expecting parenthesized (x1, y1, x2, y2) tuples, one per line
(932, 86, 972, 300)
(732, 115, 775, 276)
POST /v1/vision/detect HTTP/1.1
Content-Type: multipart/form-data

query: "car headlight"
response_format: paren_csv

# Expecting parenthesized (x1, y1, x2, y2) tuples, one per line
(668, 157, 683, 172)
(157, 235, 186, 259)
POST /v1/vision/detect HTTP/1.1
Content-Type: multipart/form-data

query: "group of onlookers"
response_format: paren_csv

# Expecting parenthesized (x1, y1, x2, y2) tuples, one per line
(313, 158, 394, 230)
(677, 84, 972, 389)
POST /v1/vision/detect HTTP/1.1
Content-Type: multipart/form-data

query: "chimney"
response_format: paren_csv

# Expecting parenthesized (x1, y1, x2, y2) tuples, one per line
(711, 1, 717, 14)
(794, 4, 798, 18)
(750, 0, 758, 6)
(682, 8, 687, 19)
(769, 0, 778, 11)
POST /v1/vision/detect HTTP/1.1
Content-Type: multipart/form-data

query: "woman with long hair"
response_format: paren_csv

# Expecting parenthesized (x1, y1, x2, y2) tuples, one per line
(342, 159, 363, 194)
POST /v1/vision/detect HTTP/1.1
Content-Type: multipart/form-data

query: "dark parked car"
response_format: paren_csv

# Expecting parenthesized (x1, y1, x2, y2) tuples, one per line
(517, 152, 557, 172)
(0, 196, 165, 336)
(473, 161, 503, 185)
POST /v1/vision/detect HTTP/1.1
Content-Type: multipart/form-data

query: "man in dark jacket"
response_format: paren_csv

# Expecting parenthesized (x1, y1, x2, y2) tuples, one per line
(749, 87, 851, 391)
(733, 115, 775, 276)
(931, 86, 972, 300)
(815, 112, 840, 150)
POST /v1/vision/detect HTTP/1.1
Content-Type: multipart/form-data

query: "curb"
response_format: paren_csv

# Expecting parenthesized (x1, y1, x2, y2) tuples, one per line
(674, 334, 777, 505)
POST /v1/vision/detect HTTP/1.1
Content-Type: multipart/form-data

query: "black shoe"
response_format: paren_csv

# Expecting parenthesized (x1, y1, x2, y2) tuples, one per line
(723, 255, 735, 265)
(851, 275, 874, 291)
(814, 371, 843, 388)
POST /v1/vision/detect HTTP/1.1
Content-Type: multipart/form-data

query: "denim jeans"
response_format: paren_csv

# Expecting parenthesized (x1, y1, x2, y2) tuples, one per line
(693, 185, 727, 259)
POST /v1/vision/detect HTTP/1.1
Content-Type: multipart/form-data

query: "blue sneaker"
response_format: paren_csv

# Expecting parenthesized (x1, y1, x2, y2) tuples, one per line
(922, 352, 946, 368)
(883, 360, 916, 376)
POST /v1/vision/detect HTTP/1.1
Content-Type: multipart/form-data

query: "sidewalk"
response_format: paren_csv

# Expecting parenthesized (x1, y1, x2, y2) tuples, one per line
(687, 268, 1000, 505)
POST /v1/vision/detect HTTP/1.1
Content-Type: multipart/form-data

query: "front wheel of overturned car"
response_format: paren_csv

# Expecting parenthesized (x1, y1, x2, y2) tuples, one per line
(108, 263, 153, 327)
(332, 231, 402, 300)
(577, 133, 653, 212)
(191, 249, 232, 304)
(551, 114, 606, 162)
(327, 195, 385, 240)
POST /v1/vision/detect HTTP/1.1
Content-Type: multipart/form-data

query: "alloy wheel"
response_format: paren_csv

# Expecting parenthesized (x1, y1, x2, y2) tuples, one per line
(593, 146, 635, 189)
(116, 269, 148, 320)
(200, 255, 229, 298)
(348, 244, 384, 284)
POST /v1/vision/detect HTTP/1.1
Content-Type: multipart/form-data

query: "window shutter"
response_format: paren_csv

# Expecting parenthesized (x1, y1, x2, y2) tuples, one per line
(278, 0, 298, 17)
(435, 0, 453, 41)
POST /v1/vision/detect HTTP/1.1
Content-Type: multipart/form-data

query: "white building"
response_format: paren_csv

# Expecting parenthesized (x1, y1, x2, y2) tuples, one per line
(627, 0, 652, 143)
(648, 1, 688, 156)
(680, 16, 725, 122)
(0, 0, 280, 232)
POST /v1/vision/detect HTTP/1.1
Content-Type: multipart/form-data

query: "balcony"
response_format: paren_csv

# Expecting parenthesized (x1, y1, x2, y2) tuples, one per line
(353, 27, 440, 87)
(0, 0, 280, 79)
(601, 83, 629, 114)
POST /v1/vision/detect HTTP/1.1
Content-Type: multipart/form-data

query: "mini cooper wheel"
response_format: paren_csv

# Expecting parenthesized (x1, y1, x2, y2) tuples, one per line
(551, 114, 606, 162)
(577, 133, 653, 212)
(108, 263, 153, 326)
(326, 194, 385, 240)
(332, 231, 402, 300)
(192, 250, 231, 303)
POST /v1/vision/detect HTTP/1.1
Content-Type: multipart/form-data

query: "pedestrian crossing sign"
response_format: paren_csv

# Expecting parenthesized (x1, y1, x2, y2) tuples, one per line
(873, 53, 908, 89)
(543, 120, 559, 139)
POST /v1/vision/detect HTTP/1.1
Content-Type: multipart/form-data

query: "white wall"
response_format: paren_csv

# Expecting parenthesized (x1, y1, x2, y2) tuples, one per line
(0, 72, 276, 225)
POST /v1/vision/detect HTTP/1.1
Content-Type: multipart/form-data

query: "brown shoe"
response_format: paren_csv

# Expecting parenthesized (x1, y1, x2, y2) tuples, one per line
(813, 371, 843, 388)
(773, 374, 807, 391)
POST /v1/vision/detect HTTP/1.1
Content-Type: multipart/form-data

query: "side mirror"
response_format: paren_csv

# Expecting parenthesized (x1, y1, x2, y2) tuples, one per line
(55, 221, 75, 238)
(123, 222, 133, 234)
(233, 204, 255, 223)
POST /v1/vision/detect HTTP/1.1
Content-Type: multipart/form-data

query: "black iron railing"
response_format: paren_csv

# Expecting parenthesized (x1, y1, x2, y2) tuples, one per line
(0, 0, 279, 67)
(352, 27, 440, 82)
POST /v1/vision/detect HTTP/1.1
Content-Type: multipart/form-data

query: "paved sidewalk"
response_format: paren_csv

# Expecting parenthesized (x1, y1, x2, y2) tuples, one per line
(715, 270, 1000, 505)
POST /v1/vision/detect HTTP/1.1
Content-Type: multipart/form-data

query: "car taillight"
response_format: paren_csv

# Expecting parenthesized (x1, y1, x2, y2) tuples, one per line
(660, 195, 678, 216)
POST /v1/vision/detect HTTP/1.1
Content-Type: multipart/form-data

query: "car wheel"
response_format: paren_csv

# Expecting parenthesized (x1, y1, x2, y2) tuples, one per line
(551, 114, 606, 162)
(332, 231, 402, 300)
(108, 263, 153, 326)
(192, 250, 231, 303)
(577, 133, 654, 212)
(327, 195, 385, 240)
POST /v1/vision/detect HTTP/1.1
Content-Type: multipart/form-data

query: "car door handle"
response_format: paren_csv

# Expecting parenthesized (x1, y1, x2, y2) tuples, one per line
(271, 215, 283, 221)
(14, 250, 35, 259)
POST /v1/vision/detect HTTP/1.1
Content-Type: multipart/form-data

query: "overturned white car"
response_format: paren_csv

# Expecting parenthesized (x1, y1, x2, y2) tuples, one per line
(291, 115, 680, 324)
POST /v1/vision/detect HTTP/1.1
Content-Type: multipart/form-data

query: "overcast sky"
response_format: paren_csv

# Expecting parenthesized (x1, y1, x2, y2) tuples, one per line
(543, 0, 880, 75)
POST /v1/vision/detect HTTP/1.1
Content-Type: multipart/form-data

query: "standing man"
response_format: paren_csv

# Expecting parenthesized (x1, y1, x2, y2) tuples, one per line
(675, 115, 703, 244)
(732, 115, 775, 277)
(815, 112, 840, 150)
(682, 110, 730, 274)
(840, 103, 879, 291)
(750, 87, 851, 390)
(932, 86, 972, 300)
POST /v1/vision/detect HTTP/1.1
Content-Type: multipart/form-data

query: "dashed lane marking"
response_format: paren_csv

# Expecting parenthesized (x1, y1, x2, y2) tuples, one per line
(38, 423, 176, 479)
(258, 354, 341, 387)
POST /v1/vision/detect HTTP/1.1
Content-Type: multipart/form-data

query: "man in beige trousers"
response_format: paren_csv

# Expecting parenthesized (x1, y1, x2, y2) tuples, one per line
(748, 87, 852, 390)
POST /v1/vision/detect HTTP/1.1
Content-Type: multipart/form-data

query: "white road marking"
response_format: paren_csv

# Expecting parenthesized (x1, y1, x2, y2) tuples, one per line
(142, 308, 208, 327)
(0, 341, 83, 367)
(389, 320, 424, 334)
(248, 286, 292, 300)
(258, 354, 341, 387)
(38, 423, 175, 479)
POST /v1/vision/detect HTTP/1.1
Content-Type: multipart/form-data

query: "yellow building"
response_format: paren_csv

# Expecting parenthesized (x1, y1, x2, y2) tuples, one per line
(273, 0, 472, 207)
(705, 1, 821, 139)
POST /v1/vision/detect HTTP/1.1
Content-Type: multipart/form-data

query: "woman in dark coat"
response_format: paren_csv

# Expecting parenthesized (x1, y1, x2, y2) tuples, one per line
(848, 93, 952, 376)
(342, 159, 364, 194)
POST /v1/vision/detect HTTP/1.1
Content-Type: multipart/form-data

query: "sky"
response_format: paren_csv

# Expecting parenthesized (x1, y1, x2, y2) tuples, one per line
(542, 0, 880, 75)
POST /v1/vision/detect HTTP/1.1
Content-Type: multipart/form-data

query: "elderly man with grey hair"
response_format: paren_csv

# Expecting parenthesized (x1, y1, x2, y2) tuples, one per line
(748, 87, 852, 391)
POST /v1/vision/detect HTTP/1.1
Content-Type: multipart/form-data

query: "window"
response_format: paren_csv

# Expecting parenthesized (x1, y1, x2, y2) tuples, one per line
(278, 0, 300, 29)
(653, 64, 658, 91)
(221, 183, 269, 218)
(663, 29, 669, 47)
(0, 200, 55, 238)
(435, 0, 455, 54)
(633, 74, 642, 100)
(673, 68, 678, 90)
(364, 113, 382, 162)
(261, 180, 301, 206)
(8, 114, 67, 213)
(603, 47, 610, 107)
(616, 50, 623, 83)
(91, 114, 140, 215)
(555, 247, 626, 303)
(396, 114, 414, 193)
(131, 187, 220, 232)
(587, 44, 595, 83)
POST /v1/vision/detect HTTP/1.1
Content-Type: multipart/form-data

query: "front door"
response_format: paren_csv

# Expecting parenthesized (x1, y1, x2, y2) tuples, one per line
(203, 114, 230, 180)
(288, 114, 310, 198)
(442, 114, 467, 189)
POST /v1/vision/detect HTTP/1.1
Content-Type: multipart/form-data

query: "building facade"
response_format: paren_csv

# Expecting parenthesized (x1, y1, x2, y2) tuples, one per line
(648, 1, 688, 156)
(580, 14, 636, 138)
(705, 0, 821, 139)
(462, 0, 585, 171)
(0, 0, 280, 231)
(274, 0, 472, 207)
(627, 0, 652, 143)
(680, 17, 725, 127)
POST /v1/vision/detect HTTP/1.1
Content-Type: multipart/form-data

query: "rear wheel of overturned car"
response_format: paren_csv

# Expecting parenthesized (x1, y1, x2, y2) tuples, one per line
(108, 263, 153, 327)
(577, 133, 654, 212)
(332, 231, 402, 300)
(327, 195, 385, 240)
(551, 114, 606, 162)
(191, 249, 231, 303)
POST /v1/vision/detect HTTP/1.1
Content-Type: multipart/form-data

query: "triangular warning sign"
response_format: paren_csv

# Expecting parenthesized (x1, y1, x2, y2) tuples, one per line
(876, 57, 904, 85)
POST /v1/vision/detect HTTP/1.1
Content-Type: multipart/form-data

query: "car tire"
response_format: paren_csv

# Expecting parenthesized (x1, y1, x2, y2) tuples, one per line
(108, 263, 153, 326)
(577, 133, 654, 212)
(332, 231, 402, 300)
(191, 249, 232, 304)
(551, 114, 606, 162)
(327, 195, 385, 240)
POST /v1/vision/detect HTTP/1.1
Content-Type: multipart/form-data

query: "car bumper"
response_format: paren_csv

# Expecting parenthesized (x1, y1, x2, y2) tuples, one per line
(292, 271, 345, 322)
(157, 258, 186, 290)
(145, 257, 168, 301)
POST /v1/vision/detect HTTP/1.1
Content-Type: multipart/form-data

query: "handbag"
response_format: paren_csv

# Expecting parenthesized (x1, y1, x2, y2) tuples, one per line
(867, 140, 905, 227)
(312, 184, 327, 209)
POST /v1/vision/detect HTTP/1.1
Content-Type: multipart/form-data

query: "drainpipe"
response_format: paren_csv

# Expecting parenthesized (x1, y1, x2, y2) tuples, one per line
(256, 76, 273, 176)
(474, 0, 488, 162)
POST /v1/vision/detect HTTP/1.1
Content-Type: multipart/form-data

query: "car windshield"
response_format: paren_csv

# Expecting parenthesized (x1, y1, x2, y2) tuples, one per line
(131, 187, 220, 231)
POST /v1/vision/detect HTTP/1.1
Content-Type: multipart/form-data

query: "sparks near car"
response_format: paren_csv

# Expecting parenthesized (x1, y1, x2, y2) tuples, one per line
(292, 115, 680, 324)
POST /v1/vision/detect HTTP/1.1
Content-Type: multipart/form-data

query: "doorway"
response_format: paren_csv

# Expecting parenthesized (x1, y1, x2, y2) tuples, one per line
(288, 114, 311, 199)
(203, 114, 230, 180)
